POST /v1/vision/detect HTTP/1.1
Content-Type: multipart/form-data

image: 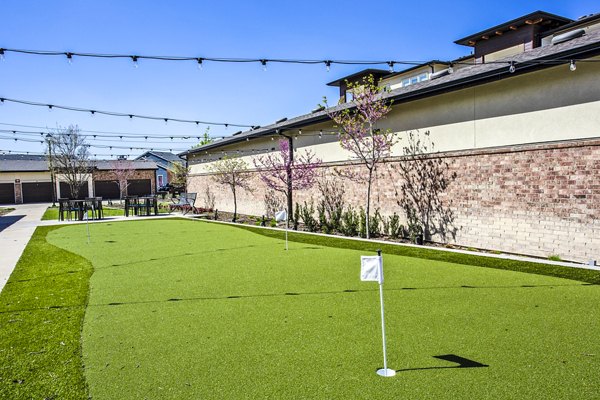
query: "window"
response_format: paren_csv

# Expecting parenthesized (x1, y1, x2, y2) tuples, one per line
(401, 72, 430, 88)
(157, 174, 164, 187)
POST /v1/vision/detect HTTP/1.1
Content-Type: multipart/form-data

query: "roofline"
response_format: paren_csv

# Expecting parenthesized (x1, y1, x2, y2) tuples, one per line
(326, 69, 390, 87)
(540, 12, 600, 38)
(134, 151, 174, 163)
(379, 60, 451, 81)
(182, 41, 600, 157)
(454, 10, 573, 46)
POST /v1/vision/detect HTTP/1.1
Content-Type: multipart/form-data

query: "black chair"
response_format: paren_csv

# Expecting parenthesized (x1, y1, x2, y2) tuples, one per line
(58, 198, 70, 221)
(124, 196, 139, 217)
(95, 197, 104, 219)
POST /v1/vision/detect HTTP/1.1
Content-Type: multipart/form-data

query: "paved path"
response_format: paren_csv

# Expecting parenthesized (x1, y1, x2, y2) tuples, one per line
(0, 203, 50, 292)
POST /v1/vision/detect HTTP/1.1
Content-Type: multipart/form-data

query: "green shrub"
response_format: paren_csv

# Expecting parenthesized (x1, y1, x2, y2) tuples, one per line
(341, 206, 359, 237)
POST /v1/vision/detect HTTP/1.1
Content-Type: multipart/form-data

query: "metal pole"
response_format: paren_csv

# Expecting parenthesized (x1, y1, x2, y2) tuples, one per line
(376, 249, 395, 377)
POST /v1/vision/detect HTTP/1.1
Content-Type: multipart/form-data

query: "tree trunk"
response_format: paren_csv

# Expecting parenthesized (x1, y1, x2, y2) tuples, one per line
(232, 185, 237, 222)
(366, 168, 373, 239)
(286, 136, 294, 222)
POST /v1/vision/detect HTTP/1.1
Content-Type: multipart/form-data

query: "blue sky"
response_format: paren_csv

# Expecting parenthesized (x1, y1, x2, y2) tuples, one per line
(0, 1, 597, 157)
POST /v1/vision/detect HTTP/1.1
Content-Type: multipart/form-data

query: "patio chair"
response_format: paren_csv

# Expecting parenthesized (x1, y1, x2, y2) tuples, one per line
(124, 196, 139, 217)
(95, 197, 104, 219)
(170, 192, 197, 215)
(58, 198, 70, 221)
(85, 198, 98, 220)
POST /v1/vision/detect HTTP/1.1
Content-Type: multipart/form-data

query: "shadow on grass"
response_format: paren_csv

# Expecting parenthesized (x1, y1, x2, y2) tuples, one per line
(2, 282, 589, 314)
(396, 354, 488, 373)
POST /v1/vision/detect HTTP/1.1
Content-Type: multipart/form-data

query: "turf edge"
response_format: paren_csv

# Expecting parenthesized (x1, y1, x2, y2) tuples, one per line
(221, 221, 600, 284)
(0, 225, 91, 399)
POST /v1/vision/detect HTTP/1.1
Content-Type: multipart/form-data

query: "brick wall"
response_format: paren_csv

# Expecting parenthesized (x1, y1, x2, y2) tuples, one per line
(188, 139, 600, 263)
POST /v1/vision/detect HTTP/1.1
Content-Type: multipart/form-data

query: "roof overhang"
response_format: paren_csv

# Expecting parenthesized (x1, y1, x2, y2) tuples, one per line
(455, 11, 572, 47)
(183, 31, 600, 158)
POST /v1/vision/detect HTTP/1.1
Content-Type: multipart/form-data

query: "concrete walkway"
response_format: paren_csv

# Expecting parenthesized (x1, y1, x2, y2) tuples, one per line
(0, 203, 50, 292)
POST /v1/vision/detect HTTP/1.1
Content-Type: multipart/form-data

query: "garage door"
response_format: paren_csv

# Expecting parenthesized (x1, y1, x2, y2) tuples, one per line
(22, 182, 53, 203)
(94, 180, 120, 200)
(0, 183, 15, 204)
(59, 182, 89, 200)
(127, 179, 152, 196)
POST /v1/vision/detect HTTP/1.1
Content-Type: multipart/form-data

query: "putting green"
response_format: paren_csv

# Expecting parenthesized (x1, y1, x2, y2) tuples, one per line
(46, 219, 600, 399)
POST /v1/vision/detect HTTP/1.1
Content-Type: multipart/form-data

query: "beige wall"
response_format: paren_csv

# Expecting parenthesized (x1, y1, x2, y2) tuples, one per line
(0, 171, 51, 183)
(190, 58, 600, 172)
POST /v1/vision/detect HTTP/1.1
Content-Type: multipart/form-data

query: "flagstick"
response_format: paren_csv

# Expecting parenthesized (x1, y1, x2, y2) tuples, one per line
(376, 250, 395, 377)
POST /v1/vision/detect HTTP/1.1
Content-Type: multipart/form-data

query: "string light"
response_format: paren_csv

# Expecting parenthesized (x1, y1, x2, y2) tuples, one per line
(0, 96, 254, 128)
(0, 47, 595, 74)
(319, 130, 323, 138)
(570, 60, 577, 71)
(509, 61, 515, 73)
(66, 52, 73, 65)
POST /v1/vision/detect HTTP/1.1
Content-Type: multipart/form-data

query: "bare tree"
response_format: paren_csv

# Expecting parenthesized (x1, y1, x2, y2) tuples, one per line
(391, 130, 457, 243)
(324, 75, 396, 238)
(48, 125, 91, 199)
(207, 156, 253, 222)
(110, 159, 136, 199)
(253, 138, 321, 221)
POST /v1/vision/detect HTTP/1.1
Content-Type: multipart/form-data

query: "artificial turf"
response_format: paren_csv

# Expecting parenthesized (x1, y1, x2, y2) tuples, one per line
(0, 226, 91, 399)
(2, 219, 599, 399)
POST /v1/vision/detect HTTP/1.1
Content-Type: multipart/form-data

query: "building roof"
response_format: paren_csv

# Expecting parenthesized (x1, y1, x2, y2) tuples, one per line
(326, 69, 391, 87)
(0, 154, 47, 161)
(0, 155, 157, 172)
(135, 151, 182, 163)
(183, 25, 600, 157)
(454, 11, 573, 47)
(0, 159, 49, 172)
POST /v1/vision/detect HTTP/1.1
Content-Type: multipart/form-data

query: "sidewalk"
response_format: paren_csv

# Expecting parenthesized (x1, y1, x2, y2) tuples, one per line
(0, 203, 50, 292)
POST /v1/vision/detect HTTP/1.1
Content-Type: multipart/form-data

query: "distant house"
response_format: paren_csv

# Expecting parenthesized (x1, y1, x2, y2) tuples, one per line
(0, 154, 157, 204)
(135, 151, 183, 189)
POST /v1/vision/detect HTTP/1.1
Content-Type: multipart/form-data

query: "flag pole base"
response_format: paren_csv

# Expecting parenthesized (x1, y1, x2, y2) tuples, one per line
(376, 368, 396, 377)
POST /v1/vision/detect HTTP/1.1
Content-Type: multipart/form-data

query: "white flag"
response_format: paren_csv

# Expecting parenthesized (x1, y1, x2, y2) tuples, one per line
(275, 210, 287, 222)
(361, 256, 383, 284)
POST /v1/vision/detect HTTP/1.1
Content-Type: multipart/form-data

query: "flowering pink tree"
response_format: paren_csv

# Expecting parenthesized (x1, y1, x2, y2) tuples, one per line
(110, 159, 136, 199)
(254, 138, 321, 220)
(207, 156, 253, 222)
(324, 75, 396, 238)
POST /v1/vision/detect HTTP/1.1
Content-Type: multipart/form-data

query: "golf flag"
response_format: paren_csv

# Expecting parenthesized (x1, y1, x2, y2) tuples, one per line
(275, 210, 287, 222)
(361, 255, 383, 284)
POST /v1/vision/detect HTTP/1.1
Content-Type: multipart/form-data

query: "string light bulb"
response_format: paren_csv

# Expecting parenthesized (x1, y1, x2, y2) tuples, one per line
(197, 57, 203, 70)
(298, 129, 302, 135)
(509, 62, 515, 73)
(325, 60, 331, 72)
(260, 59, 267, 71)
(570, 60, 576, 71)
(48, 105, 53, 112)
(319, 130, 322, 139)
(66, 52, 73, 65)
(448, 63, 454, 74)
(387, 61, 394, 73)
(131, 55, 139, 68)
